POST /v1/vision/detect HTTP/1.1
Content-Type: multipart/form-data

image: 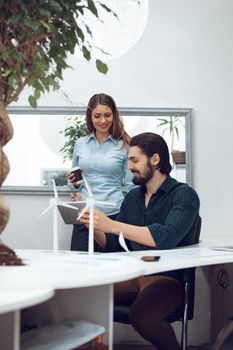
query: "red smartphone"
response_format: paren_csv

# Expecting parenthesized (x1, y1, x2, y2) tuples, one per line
(141, 256, 161, 262)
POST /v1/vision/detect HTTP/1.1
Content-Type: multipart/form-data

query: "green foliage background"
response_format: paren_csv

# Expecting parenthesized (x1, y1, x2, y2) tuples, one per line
(0, 0, 113, 107)
(60, 115, 88, 161)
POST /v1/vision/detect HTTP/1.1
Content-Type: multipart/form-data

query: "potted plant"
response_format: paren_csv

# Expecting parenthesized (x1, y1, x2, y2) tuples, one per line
(157, 116, 185, 164)
(60, 115, 88, 162)
(0, 0, 114, 265)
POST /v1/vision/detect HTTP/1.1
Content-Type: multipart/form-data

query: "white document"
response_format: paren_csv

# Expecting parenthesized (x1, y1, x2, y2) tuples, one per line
(211, 246, 233, 252)
(119, 232, 130, 252)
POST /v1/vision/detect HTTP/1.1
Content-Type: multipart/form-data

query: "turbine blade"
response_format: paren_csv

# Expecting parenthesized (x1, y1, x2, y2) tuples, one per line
(60, 203, 82, 211)
(39, 204, 54, 217)
(53, 205, 58, 253)
(88, 204, 94, 255)
(52, 179, 58, 200)
(77, 205, 89, 221)
(95, 200, 116, 206)
(83, 178, 93, 198)
(66, 201, 87, 204)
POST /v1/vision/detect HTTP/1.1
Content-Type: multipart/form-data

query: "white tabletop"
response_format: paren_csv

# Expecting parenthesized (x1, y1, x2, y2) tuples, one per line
(1, 246, 233, 315)
(0, 250, 144, 290)
(117, 245, 233, 275)
(0, 283, 54, 315)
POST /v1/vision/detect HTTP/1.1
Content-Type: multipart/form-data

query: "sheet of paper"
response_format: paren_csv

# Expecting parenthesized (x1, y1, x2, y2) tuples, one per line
(211, 247, 233, 252)
(119, 232, 130, 252)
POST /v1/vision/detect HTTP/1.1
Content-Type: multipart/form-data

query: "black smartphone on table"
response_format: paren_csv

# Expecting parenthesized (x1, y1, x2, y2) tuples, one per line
(141, 256, 161, 262)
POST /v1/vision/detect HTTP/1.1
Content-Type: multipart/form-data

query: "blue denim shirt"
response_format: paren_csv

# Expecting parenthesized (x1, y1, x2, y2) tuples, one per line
(72, 133, 134, 215)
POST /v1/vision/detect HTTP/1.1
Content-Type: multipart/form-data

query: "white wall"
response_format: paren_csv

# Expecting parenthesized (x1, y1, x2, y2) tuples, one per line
(2, 0, 233, 346)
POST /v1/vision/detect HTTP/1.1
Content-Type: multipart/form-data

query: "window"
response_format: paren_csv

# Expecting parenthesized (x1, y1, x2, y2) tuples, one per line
(3, 106, 192, 194)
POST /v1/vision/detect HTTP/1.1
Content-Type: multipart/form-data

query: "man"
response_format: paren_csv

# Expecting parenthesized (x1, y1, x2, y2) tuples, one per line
(80, 132, 200, 350)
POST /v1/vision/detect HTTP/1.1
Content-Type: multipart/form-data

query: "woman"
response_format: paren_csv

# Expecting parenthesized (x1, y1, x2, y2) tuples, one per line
(68, 93, 133, 251)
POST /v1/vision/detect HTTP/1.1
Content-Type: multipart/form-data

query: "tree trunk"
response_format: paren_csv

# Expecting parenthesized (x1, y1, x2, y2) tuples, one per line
(0, 102, 23, 265)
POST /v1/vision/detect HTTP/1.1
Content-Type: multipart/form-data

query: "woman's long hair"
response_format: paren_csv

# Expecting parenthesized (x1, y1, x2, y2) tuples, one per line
(85, 93, 130, 146)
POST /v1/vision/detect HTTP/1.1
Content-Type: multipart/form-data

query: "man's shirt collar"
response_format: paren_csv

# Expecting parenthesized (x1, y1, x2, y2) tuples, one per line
(137, 176, 179, 197)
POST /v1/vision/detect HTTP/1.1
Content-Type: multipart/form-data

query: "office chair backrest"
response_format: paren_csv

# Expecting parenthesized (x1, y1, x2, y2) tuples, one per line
(179, 214, 202, 247)
(192, 215, 202, 244)
(168, 215, 202, 350)
(169, 215, 202, 321)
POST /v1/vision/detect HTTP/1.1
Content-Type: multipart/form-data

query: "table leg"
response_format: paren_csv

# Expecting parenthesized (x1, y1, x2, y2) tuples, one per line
(0, 310, 20, 350)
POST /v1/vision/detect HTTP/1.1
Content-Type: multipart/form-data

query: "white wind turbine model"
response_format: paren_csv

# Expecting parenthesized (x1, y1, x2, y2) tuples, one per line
(76, 178, 116, 256)
(39, 179, 79, 253)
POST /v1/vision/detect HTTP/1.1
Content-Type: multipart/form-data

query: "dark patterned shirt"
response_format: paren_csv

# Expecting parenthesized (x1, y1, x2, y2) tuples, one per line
(105, 176, 200, 252)
(104, 176, 200, 280)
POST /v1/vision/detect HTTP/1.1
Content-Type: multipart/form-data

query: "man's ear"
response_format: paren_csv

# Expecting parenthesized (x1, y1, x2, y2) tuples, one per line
(151, 153, 160, 166)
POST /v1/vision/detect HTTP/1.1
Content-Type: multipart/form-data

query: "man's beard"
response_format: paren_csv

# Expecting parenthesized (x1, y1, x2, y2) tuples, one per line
(132, 162, 154, 185)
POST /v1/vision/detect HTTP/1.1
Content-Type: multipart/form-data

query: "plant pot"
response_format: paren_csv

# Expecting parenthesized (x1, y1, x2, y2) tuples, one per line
(171, 151, 186, 164)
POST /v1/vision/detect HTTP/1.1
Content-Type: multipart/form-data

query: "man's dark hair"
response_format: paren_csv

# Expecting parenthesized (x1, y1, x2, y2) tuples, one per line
(130, 132, 172, 175)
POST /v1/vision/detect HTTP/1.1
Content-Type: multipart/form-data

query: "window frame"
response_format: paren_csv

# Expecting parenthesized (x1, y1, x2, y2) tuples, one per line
(2, 106, 193, 195)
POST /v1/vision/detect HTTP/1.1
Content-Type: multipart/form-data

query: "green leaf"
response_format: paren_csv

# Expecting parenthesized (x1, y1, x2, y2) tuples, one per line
(82, 46, 91, 61)
(96, 59, 108, 74)
(59, 114, 88, 161)
(1, 50, 9, 61)
(34, 89, 41, 99)
(29, 79, 44, 92)
(84, 23, 92, 37)
(9, 51, 24, 61)
(98, 3, 118, 19)
(1, 0, 115, 105)
(41, 78, 49, 91)
(87, 0, 98, 17)
(8, 74, 17, 88)
(38, 8, 51, 17)
(76, 6, 85, 15)
(2, 69, 11, 77)
(20, 2, 28, 14)
(23, 17, 39, 30)
(40, 20, 54, 32)
(8, 13, 22, 24)
(49, 1, 63, 12)
(76, 25, 85, 42)
(28, 95, 37, 108)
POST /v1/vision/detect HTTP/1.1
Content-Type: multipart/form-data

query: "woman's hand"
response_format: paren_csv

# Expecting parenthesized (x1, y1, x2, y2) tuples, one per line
(67, 170, 83, 188)
(70, 192, 83, 201)
(67, 171, 76, 183)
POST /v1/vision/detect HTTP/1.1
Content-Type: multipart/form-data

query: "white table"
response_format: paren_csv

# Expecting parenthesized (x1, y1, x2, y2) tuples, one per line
(0, 281, 54, 350)
(110, 245, 233, 347)
(125, 246, 233, 275)
(0, 250, 144, 350)
(2, 246, 233, 350)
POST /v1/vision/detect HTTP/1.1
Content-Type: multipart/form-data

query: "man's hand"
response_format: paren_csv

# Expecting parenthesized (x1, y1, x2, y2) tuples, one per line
(79, 209, 155, 248)
(79, 209, 109, 248)
(79, 209, 113, 233)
